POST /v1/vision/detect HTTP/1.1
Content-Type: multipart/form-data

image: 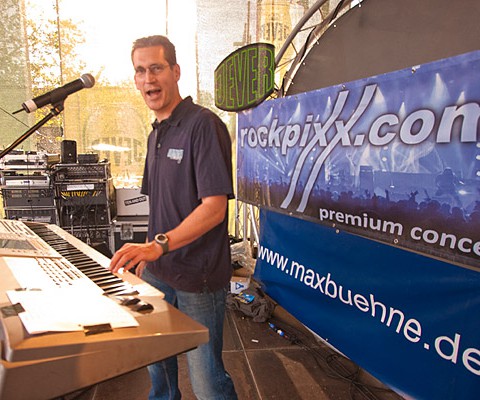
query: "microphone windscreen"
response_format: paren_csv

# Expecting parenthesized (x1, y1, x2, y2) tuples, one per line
(81, 73, 95, 88)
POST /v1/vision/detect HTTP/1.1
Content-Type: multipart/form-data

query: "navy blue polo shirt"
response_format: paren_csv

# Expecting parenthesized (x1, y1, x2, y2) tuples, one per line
(141, 97, 234, 292)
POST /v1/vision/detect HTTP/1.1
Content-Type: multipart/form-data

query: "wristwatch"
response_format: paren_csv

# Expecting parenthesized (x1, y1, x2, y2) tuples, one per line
(154, 233, 169, 255)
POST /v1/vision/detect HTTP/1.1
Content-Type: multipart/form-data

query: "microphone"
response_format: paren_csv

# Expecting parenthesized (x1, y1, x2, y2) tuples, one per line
(13, 73, 95, 114)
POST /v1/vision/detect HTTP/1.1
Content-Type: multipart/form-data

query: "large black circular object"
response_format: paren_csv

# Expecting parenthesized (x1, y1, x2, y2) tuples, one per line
(284, 0, 480, 96)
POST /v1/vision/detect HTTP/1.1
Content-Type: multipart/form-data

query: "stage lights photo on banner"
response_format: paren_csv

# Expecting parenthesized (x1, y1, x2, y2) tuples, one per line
(237, 50, 480, 269)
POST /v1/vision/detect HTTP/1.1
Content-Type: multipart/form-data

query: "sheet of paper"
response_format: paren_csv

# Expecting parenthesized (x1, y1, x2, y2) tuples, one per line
(7, 288, 139, 334)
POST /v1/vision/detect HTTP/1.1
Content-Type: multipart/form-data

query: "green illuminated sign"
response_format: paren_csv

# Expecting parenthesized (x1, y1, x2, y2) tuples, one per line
(214, 43, 275, 112)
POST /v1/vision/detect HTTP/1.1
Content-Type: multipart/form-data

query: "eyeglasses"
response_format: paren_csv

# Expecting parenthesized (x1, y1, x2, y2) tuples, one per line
(134, 64, 170, 78)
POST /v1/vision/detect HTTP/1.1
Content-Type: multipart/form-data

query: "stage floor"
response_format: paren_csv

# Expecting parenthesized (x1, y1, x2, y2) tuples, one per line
(177, 305, 405, 400)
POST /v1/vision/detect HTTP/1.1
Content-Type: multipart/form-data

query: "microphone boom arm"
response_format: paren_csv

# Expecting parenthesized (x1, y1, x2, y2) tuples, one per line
(0, 102, 64, 160)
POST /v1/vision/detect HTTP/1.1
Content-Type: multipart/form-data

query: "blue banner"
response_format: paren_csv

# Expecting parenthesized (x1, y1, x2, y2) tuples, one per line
(255, 208, 480, 400)
(238, 50, 480, 269)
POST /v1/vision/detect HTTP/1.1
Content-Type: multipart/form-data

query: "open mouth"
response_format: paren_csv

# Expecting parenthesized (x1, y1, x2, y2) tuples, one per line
(146, 88, 161, 97)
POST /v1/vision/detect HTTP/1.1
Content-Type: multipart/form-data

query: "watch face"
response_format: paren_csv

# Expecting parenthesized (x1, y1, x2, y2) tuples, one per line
(156, 234, 168, 243)
(155, 233, 169, 254)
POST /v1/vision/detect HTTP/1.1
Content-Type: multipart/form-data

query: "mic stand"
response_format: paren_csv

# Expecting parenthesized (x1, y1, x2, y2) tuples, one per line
(0, 102, 65, 160)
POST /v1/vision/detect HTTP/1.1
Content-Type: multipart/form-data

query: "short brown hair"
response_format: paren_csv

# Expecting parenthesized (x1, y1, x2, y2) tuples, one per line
(131, 35, 177, 66)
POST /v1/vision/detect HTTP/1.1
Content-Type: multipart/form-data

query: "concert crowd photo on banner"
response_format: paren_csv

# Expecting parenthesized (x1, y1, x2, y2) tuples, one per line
(237, 50, 480, 270)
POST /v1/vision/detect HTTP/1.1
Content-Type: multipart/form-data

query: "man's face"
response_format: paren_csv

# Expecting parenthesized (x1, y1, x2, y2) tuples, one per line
(132, 45, 181, 120)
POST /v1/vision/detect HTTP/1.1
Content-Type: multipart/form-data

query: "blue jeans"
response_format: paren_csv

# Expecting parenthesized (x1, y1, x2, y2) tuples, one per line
(142, 268, 238, 400)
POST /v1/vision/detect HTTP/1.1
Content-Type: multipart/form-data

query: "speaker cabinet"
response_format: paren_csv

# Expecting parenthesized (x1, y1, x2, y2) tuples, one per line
(61, 140, 77, 164)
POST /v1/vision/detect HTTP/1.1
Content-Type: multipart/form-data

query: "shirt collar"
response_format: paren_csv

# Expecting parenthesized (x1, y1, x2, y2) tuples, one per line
(151, 96, 194, 130)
